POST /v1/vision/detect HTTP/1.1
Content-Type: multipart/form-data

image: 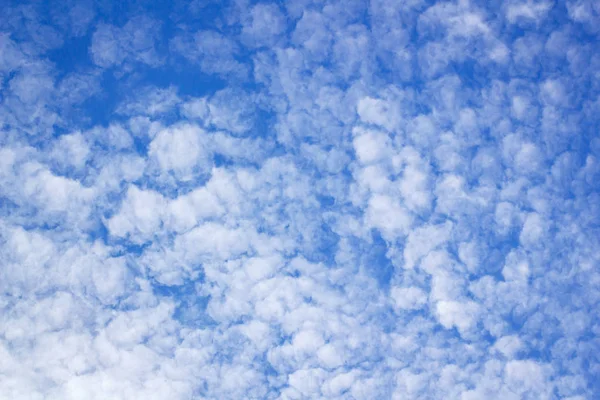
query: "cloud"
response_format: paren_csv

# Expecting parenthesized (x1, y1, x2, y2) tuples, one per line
(170, 30, 247, 79)
(352, 126, 392, 164)
(506, 1, 553, 24)
(147, 123, 211, 181)
(90, 16, 163, 69)
(181, 88, 256, 135)
(51, 132, 90, 169)
(1, 0, 599, 399)
(107, 185, 166, 243)
(567, 0, 600, 33)
(241, 3, 287, 48)
(117, 86, 180, 117)
(391, 286, 428, 310)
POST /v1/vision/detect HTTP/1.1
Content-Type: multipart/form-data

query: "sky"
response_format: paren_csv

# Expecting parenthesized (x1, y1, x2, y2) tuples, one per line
(0, 0, 599, 399)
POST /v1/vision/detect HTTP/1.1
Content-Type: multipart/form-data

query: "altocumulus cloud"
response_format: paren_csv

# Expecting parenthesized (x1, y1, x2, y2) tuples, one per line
(0, 0, 599, 399)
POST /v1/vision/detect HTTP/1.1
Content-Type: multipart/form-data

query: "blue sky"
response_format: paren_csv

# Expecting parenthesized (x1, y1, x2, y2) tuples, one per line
(1, 0, 599, 398)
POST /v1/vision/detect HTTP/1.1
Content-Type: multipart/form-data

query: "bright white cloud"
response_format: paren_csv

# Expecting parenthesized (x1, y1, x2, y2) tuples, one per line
(2, 0, 599, 399)
(148, 124, 211, 181)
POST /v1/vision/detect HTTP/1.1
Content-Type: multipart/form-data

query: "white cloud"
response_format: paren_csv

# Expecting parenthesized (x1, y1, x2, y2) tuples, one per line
(322, 370, 359, 397)
(504, 360, 549, 395)
(117, 86, 180, 117)
(148, 124, 211, 181)
(506, 1, 553, 24)
(241, 3, 286, 48)
(365, 194, 413, 241)
(291, 11, 332, 63)
(391, 286, 428, 310)
(51, 132, 90, 169)
(182, 91, 259, 136)
(435, 300, 481, 335)
(317, 343, 345, 369)
(458, 240, 481, 273)
(396, 147, 432, 213)
(519, 212, 546, 247)
(107, 185, 166, 243)
(0, 33, 26, 77)
(502, 251, 531, 282)
(493, 335, 524, 359)
(90, 16, 163, 69)
(21, 162, 95, 216)
(170, 30, 247, 78)
(352, 127, 391, 164)
(174, 222, 252, 263)
(165, 186, 224, 233)
(206, 88, 255, 135)
(287, 368, 327, 397)
(403, 221, 452, 269)
(9, 69, 54, 104)
(180, 97, 209, 121)
(357, 96, 397, 131)
(2, 1, 598, 399)
(567, 0, 600, 33)
(87, 124, 134, 150)
(394, 369, 427, 397)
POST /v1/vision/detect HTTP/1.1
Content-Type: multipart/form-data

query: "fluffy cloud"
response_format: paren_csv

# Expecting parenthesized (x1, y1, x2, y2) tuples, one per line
(90, 16, 163, 69)
(148, 124, 211, 181)
(1, 0, 599, 399)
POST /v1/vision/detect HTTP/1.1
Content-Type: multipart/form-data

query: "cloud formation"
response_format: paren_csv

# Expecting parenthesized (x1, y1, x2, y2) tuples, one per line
(1, 0, 599, 399)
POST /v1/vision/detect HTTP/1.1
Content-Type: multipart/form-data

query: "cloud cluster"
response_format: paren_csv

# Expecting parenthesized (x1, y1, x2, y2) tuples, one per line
(1, 0, 599, 399)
